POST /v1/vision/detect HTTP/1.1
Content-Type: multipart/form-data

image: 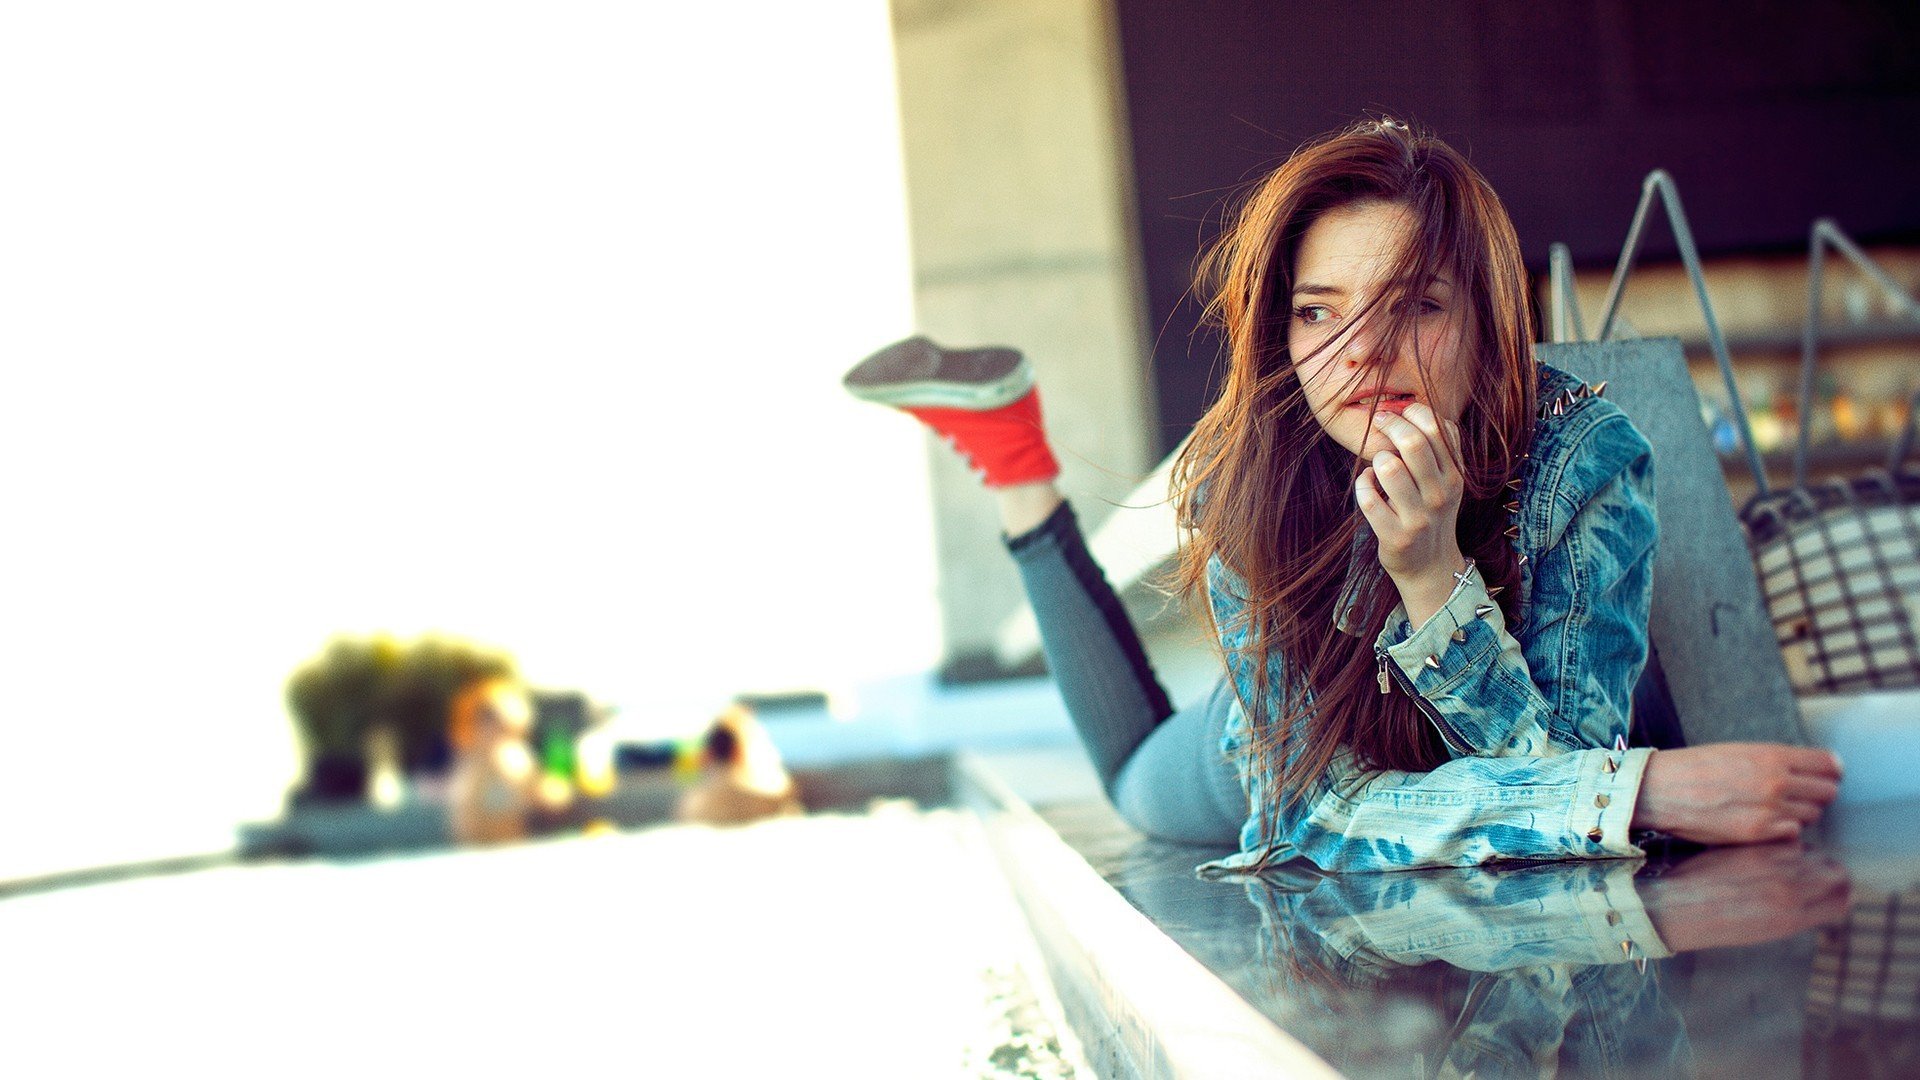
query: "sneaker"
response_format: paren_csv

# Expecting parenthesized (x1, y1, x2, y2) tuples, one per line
(844, 336, 1060, 487)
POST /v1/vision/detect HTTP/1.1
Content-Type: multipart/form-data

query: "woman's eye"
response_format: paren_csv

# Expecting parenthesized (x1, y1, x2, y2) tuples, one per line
(1293, 304, 1333, 324)
(1419, 297, 1445, 315)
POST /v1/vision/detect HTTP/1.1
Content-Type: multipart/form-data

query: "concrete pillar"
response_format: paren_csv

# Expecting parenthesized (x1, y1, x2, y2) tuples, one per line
(888, 0, 1157, 679)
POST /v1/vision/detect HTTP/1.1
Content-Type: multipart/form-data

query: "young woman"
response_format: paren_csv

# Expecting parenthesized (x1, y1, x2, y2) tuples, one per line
(845, 119, 1841, 872)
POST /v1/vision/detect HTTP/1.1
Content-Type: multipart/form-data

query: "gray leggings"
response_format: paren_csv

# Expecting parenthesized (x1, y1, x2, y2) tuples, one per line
(1006, 501, 1245, 845)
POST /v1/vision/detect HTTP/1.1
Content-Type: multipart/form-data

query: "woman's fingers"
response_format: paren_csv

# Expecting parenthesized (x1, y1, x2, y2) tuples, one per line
(1787, 748, 1845, 780)
(1401, 402, 1450, 462)
(1376, 411, 1447, 499)
(1782, 774, 1840, 807)
(1354, 467, 1400, 529)
(1780, 800, 1826, 825)
(1371, 451, 1424, 511)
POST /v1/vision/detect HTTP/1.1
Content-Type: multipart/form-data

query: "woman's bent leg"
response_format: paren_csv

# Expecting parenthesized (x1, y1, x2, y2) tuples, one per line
(1008, 500, 1243, 845)
(1110, 679, 1246, 845)
(839, 338, 1241, 844)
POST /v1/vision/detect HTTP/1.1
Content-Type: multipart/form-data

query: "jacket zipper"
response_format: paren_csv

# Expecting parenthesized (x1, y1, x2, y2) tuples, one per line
(1377, 647, 1473, 755)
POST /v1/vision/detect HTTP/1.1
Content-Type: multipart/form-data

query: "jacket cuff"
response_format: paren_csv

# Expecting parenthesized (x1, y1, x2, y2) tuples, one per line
(1376, 563, 1505, 692)
(1570, 746, 1653, 859)
(1574, 857, 1674, 963)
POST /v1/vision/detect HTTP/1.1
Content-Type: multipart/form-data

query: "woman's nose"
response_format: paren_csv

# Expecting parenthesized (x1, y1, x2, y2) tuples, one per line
(1339, 315, 1388, 368)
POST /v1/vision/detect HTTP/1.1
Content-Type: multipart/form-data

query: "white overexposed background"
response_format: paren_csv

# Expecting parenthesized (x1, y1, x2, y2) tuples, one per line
(0, 1, 935, 880)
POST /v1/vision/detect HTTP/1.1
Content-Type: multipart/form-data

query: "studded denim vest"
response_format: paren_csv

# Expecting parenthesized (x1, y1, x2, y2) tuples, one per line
(1200, 362, 1660, 875)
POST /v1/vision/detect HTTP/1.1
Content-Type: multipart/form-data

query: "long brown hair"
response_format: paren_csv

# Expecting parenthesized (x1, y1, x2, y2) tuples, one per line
(1171, 119, 1536, 842)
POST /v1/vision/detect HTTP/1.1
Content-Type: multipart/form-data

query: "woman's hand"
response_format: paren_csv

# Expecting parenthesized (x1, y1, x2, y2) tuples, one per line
(1638, 843, 1851, 953)
(1634, 743, 1843, 844)
(1355, 403, 1467, 624)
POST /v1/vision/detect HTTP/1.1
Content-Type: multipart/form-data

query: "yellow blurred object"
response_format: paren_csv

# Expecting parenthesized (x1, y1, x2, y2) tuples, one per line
(1833, 392, 1864, 441)
(1747, 408, 1783, 454)
(671, 740, 704, 782)
(574, 727, 617, 797)
(537, 773, 574, 810)
(368, 728, 406, 809)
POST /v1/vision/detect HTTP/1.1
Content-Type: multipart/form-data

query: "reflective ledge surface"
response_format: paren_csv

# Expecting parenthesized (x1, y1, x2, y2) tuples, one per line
(1001, 748, 1920, 1080)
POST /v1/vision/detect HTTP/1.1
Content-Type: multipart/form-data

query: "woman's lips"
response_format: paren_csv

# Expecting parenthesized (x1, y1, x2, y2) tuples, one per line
(1346, 395, 1417, 416)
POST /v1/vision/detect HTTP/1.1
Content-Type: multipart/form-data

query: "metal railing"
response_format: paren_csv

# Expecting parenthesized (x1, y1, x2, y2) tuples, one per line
(1547, 170, 1767, 491)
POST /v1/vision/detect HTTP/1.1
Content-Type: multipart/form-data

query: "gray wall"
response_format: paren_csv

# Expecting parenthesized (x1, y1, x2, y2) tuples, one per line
(890, 0, 1159, 678)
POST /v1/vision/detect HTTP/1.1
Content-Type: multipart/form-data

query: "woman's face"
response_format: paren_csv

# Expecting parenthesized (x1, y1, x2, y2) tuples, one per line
(1287, 199, 1476, 459)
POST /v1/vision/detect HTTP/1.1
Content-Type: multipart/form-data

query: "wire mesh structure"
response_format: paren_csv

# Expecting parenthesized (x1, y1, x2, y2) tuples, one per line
(1747, 461, 1920, 694)
(1744, 221, 1920, 695)
(1552, 185, 1920, 697)
(1805, 887, 1920, 1079)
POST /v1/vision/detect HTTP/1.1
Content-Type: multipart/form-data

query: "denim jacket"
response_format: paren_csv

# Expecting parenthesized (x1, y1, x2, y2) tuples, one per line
(1201, 362, 1660, 874)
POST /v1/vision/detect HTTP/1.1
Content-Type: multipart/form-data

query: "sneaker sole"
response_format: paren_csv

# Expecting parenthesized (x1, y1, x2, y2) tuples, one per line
(843, 336, 1032, 410)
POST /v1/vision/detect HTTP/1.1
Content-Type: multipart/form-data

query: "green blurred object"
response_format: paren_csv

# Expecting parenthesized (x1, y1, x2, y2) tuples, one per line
(542, 728, 577, 779)
(533, 690, 595, 782)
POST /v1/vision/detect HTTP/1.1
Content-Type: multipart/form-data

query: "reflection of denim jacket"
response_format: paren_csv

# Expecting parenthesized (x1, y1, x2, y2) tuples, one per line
(1236, 862, 1691, 1079)
(1203, 363, 1660, 874)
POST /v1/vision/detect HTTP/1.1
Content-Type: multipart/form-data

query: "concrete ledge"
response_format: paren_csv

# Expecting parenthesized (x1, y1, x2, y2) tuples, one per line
(954, 750, 1336, 1079)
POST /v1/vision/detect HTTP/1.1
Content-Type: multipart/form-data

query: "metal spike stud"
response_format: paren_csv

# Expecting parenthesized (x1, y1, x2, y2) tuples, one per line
(1553, 398, 1566, 417)
(1506, 478, 1524, 491)
(1591, 381, 1607, 398)
(1603, 756, 1618, 773)
(1621, 940, 1633, 958)
(1606, 910, 1622, 927)
(1504, 500, 1521, 513)
(1634, 957, 1648, 976)
(1588, 827, 1605, 843)
(1572, 384, 1590, 399)
(1487, 586, 1505, 598)
(1451, 628, 1467, 643)
(1473, 604, 1495, 618)
(1595, 794, 1611, 809)
(1504, 525, 1521, 539)
(1518, 554, 1529, 567)
(1424, 654, 1441, 670)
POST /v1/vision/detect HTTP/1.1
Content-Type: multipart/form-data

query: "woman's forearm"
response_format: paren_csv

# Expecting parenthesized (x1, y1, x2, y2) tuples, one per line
(1227, 745, 1655, 873)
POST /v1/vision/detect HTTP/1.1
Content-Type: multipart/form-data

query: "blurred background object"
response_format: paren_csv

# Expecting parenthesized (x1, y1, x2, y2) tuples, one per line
(446, 674, 540, 845)
(284, 633, 517, 807)
(674, 705, 805, 826)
